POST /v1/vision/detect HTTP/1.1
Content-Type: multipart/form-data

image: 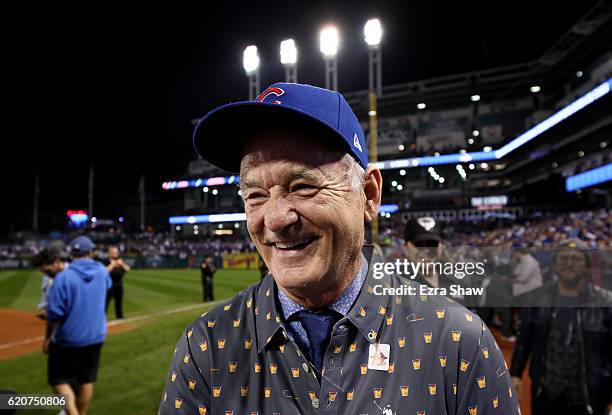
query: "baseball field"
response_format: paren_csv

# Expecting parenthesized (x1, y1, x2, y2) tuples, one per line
(0, 268, 260, 414)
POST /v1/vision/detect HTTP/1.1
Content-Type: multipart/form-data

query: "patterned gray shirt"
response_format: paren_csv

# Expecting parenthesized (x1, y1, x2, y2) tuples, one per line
(159, 244, 521, 415)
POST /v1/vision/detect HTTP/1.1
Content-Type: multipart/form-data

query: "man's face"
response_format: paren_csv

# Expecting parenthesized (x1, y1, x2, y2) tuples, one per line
(39, 260, 63, 278)
(554, 249, 588, 287)
(108, 247, 119, 260)
(405, 240, 443, 263)
(240, 129, 367, 297)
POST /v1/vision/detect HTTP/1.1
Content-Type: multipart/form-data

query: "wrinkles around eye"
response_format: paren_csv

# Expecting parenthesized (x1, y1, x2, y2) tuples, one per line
(290, 184, 320, 197)
(245, 193, 268, 203)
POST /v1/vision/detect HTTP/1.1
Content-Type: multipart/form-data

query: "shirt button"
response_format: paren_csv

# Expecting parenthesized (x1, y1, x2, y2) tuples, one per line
(302, 362, 310, 372)
(311, 397, 319, 409)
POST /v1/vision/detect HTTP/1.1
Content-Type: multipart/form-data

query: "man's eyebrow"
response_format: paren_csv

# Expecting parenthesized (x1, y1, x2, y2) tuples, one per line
(238, 178, 261, 190)
(239, 169, 324, 191)
(287, 169, 324, 183)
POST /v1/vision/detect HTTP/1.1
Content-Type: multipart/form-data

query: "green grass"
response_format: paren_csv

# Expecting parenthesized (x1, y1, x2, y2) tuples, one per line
(0, 268, 260, 414)
(0, 269, 42, 310)
(0, 268, 258, 319)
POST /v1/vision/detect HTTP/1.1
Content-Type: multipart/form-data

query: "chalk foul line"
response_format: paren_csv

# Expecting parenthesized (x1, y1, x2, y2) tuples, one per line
(0, 300, 224, 351)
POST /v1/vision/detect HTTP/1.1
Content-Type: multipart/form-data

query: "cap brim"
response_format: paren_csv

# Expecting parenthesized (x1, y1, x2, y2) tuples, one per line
(409, 233, 443, 243)
(193, 102, 346, 174)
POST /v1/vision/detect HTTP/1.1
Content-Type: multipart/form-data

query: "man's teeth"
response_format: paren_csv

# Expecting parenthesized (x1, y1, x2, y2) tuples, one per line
(274, 238, 312, 249)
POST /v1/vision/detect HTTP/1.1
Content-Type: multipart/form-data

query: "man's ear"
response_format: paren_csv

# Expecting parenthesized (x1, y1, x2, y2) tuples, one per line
(363, 166, 382, 223)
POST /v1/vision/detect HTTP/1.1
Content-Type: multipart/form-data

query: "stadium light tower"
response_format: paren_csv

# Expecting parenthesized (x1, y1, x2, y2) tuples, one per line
(320, 26, 339, 91)
(364, 18, 382, 96)
(243, 45, 260, 100)
(88, 165, 94, 220)
(280, 39, 298, 83)
(364, 18, 382, 242)
(33, 172, 40, 231)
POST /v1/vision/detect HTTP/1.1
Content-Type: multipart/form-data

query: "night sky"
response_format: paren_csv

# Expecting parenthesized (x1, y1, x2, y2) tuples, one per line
(2, 1, 599, 236)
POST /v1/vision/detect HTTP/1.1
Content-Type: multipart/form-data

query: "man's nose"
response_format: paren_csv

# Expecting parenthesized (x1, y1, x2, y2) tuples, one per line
(264, 196, 299, 232)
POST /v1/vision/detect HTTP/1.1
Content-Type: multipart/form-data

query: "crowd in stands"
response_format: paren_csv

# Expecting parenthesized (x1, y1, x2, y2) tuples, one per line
(378, 209, 610, 260)
(1, 209, 609, 267)
(0, 232, 256, 267)
(114, 232, 256, 258)
(444, 209, 611, 248)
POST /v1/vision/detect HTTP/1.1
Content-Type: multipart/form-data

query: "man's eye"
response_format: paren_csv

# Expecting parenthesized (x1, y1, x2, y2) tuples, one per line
(246, 193, 267, 201)
(291, 183, 317, 193)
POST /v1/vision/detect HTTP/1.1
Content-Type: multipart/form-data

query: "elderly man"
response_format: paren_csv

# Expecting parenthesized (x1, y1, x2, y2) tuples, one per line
(159, 83, 520, 415)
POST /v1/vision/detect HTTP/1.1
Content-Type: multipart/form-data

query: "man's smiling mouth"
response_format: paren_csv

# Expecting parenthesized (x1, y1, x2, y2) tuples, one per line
(269, 237, 318, 250)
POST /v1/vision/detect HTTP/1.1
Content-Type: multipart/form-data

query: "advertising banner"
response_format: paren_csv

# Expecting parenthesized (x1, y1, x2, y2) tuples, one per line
(222, 252, 261, 269)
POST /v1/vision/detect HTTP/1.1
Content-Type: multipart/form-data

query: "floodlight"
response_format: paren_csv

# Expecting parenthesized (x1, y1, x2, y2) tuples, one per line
(320, 26, 339, 56)
(364, 18, 382, 46)
(243, 45, 259, 73)
(280, 39, 297, 65)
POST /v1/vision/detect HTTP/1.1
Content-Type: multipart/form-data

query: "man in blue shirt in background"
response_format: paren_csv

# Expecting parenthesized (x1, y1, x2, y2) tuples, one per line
(45, 236, 112, 415)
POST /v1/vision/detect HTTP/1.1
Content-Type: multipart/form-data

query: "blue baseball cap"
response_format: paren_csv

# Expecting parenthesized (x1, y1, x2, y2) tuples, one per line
(69, 236, 96, 254)
(193, 83, 368, 173)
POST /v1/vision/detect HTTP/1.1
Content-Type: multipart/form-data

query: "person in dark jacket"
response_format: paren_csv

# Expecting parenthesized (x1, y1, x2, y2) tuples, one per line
(200, 256, 215, 302)
(403, 217, 479, 308)
(510, 239, 612, 415)
(104, 246, 130, 319)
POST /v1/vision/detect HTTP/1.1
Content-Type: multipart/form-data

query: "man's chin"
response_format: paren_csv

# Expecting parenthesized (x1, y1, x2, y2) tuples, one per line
(559, 275, 584, 287)
(272, 268, 327, 291)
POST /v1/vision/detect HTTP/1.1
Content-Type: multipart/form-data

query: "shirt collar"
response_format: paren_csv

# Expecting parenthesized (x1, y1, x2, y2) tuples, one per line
(345, 244, 392, 344)
(277, 254, 367, 321)
(254, 274, 285, 353)
(255, 245, 392, 352)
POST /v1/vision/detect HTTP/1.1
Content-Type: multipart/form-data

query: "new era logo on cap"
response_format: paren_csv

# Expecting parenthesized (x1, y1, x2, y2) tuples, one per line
(353, 133, 363, 152)
(193, 82, 368, 173)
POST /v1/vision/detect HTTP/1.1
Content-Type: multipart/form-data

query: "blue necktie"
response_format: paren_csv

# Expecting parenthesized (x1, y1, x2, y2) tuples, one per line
(295, 309, 341, 372)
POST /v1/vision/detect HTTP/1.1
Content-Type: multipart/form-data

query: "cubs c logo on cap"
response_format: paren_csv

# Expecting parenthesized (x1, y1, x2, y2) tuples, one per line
(256, 87, 285, 104)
